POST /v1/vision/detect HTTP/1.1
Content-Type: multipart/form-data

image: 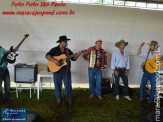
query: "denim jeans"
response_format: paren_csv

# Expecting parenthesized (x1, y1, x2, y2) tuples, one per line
(88, 67, 102, 97)
(53, 70, 72, 100)
(0, 68, 11, 99)
(114, 69, 129, 96)
(140, 70, 156, 102)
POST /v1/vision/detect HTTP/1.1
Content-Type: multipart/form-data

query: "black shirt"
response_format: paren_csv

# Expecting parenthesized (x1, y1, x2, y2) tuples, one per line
(46, 45, 75, 73)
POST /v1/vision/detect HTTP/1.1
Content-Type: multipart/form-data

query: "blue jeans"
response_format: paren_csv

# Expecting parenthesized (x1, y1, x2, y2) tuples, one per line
(140, 70, 156, 102)
(88, 67, 102, 97)
(0, 68, 11, 99)
(53, 70, 72, 100)
(114, 69, 129, 96)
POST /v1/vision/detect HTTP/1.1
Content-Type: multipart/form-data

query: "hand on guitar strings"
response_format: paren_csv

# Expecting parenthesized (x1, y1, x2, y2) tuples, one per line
(54, 59, 61, 66)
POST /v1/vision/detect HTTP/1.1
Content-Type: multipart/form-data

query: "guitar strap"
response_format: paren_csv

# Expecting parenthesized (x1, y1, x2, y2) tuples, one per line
(66, 48, 69, 57)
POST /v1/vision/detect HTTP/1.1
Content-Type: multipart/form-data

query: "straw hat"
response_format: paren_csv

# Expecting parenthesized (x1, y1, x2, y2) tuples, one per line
(115, 39, 128, 47)
(95, 38, 102, 43)
(147, 40, 158, 46)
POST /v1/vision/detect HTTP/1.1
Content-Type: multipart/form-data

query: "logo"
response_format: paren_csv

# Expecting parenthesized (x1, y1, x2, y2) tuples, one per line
(1, 108, 26, 121)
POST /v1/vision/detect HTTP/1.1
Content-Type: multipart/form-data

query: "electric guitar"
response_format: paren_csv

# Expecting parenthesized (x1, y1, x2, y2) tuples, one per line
(3, 34, 29, 64)
(145, 55, 163, 73)
(48, 50, 85, 73)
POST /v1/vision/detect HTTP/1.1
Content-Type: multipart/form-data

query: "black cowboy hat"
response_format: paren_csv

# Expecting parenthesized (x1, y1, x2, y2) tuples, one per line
(56, 35, 71, 43)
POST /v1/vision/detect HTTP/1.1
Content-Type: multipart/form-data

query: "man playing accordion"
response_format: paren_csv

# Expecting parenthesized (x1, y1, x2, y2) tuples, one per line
(83, 38, 107, 100)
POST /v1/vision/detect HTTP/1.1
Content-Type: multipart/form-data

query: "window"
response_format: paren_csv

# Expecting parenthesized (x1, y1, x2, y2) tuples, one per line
(35, 0, 163, 11)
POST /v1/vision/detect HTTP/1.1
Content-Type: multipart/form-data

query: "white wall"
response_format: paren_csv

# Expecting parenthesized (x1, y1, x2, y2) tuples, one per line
(0, 0, 163, 85)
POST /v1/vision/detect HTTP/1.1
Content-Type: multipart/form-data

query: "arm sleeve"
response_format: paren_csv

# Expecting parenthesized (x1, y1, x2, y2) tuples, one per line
(46, 48, 56, 57)
(83, 47, 92, 57)
(2, 48, 10, 54)
(139, 52, 148, 58)
(126, 52, 130, 69)
(111, 52, 116, 69)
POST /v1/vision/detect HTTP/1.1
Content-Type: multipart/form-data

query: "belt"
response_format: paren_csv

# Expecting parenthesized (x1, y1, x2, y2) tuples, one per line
(115, 67, 126, 70)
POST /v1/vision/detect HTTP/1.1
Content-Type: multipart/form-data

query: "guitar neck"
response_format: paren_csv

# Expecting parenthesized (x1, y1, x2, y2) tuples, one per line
(16, 37, 26, 49)
(62, 49, 85, 61)
(63, 53, 77, 61)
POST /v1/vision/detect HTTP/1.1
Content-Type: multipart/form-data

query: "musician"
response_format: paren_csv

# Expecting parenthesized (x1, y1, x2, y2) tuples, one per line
(0, 46, 18, 103)
(111, 40, 132, 101)
(83, 38, 106, 100)
(137, 41, 160, 103)
(46, 35, 81, 105)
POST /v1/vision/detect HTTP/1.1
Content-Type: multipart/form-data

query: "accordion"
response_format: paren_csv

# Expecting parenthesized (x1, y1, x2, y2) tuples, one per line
(89, 50, 107, 69)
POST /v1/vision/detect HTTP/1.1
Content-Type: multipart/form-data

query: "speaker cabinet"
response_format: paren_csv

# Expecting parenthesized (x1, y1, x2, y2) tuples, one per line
(102, 78, 111, 95)
(14, 63, 38, 83)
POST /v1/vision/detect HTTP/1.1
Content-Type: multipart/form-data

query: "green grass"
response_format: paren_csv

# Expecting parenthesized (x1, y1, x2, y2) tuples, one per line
(0, 89, 162, 122)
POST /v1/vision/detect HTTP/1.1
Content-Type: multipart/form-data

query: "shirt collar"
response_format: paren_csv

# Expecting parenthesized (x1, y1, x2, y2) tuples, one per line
(93, 46, 103, 50)
(118, 48, 126, 56)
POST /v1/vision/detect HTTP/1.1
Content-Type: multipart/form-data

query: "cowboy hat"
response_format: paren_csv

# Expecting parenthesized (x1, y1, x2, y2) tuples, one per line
(95, 38, 103, 43)
(115, 39, 128, 47)
(56, 35, 71, 43)
(147, 40, 158, 46)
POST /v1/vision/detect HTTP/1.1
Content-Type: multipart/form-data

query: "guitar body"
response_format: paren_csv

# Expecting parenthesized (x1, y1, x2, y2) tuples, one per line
(3, 34, 29, 64)
(5, 46, 18, 64)
(145, 55, 163, 73)
(48, 54, 68, 73)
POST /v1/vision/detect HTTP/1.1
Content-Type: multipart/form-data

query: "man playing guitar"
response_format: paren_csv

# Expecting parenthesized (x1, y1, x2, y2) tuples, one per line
(46, 35, 81, 105)
(0, 46, 18, 103)
(137, 41, 162, 104)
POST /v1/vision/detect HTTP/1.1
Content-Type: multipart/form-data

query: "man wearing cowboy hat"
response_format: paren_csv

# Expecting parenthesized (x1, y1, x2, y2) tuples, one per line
(46, 35, 81, 105)
(137, 40, 161, 103)
(111, 39, 132, 101)
(83, 38, 106, 100)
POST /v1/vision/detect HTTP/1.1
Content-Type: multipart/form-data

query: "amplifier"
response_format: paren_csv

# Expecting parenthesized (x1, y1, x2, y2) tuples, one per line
(14, 63, 38, 83)
(101, 78, 111, 95)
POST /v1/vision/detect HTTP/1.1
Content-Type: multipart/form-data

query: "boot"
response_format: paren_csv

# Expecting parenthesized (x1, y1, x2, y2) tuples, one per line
(124, 96, 132, 101)
(5, 92, 14, 101)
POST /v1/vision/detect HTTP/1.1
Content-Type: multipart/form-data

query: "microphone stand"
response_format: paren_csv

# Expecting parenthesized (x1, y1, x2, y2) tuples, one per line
(56, 46, 71, 122)
(65, 46, 70, 113)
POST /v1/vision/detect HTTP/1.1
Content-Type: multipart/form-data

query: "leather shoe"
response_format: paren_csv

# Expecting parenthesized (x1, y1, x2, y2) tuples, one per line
(89, 95, 94, 99)
(98, 96, 103, 100)
(68, 100, 72, 105)
(57, 99, 62, 104)
(139, 99, 143, 102)
(5, 97, 14, 101)
(147, 101, 153, 104)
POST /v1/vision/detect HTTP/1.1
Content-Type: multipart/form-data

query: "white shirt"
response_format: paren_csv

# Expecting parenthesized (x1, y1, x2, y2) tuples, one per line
(111, 49, 130, 69)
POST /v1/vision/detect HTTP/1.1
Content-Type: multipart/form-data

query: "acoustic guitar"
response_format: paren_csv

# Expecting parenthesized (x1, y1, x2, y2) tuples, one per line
(145, 55, 163, 73)
(3, 34, 29, 64)
(48, 50, 85, 73)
